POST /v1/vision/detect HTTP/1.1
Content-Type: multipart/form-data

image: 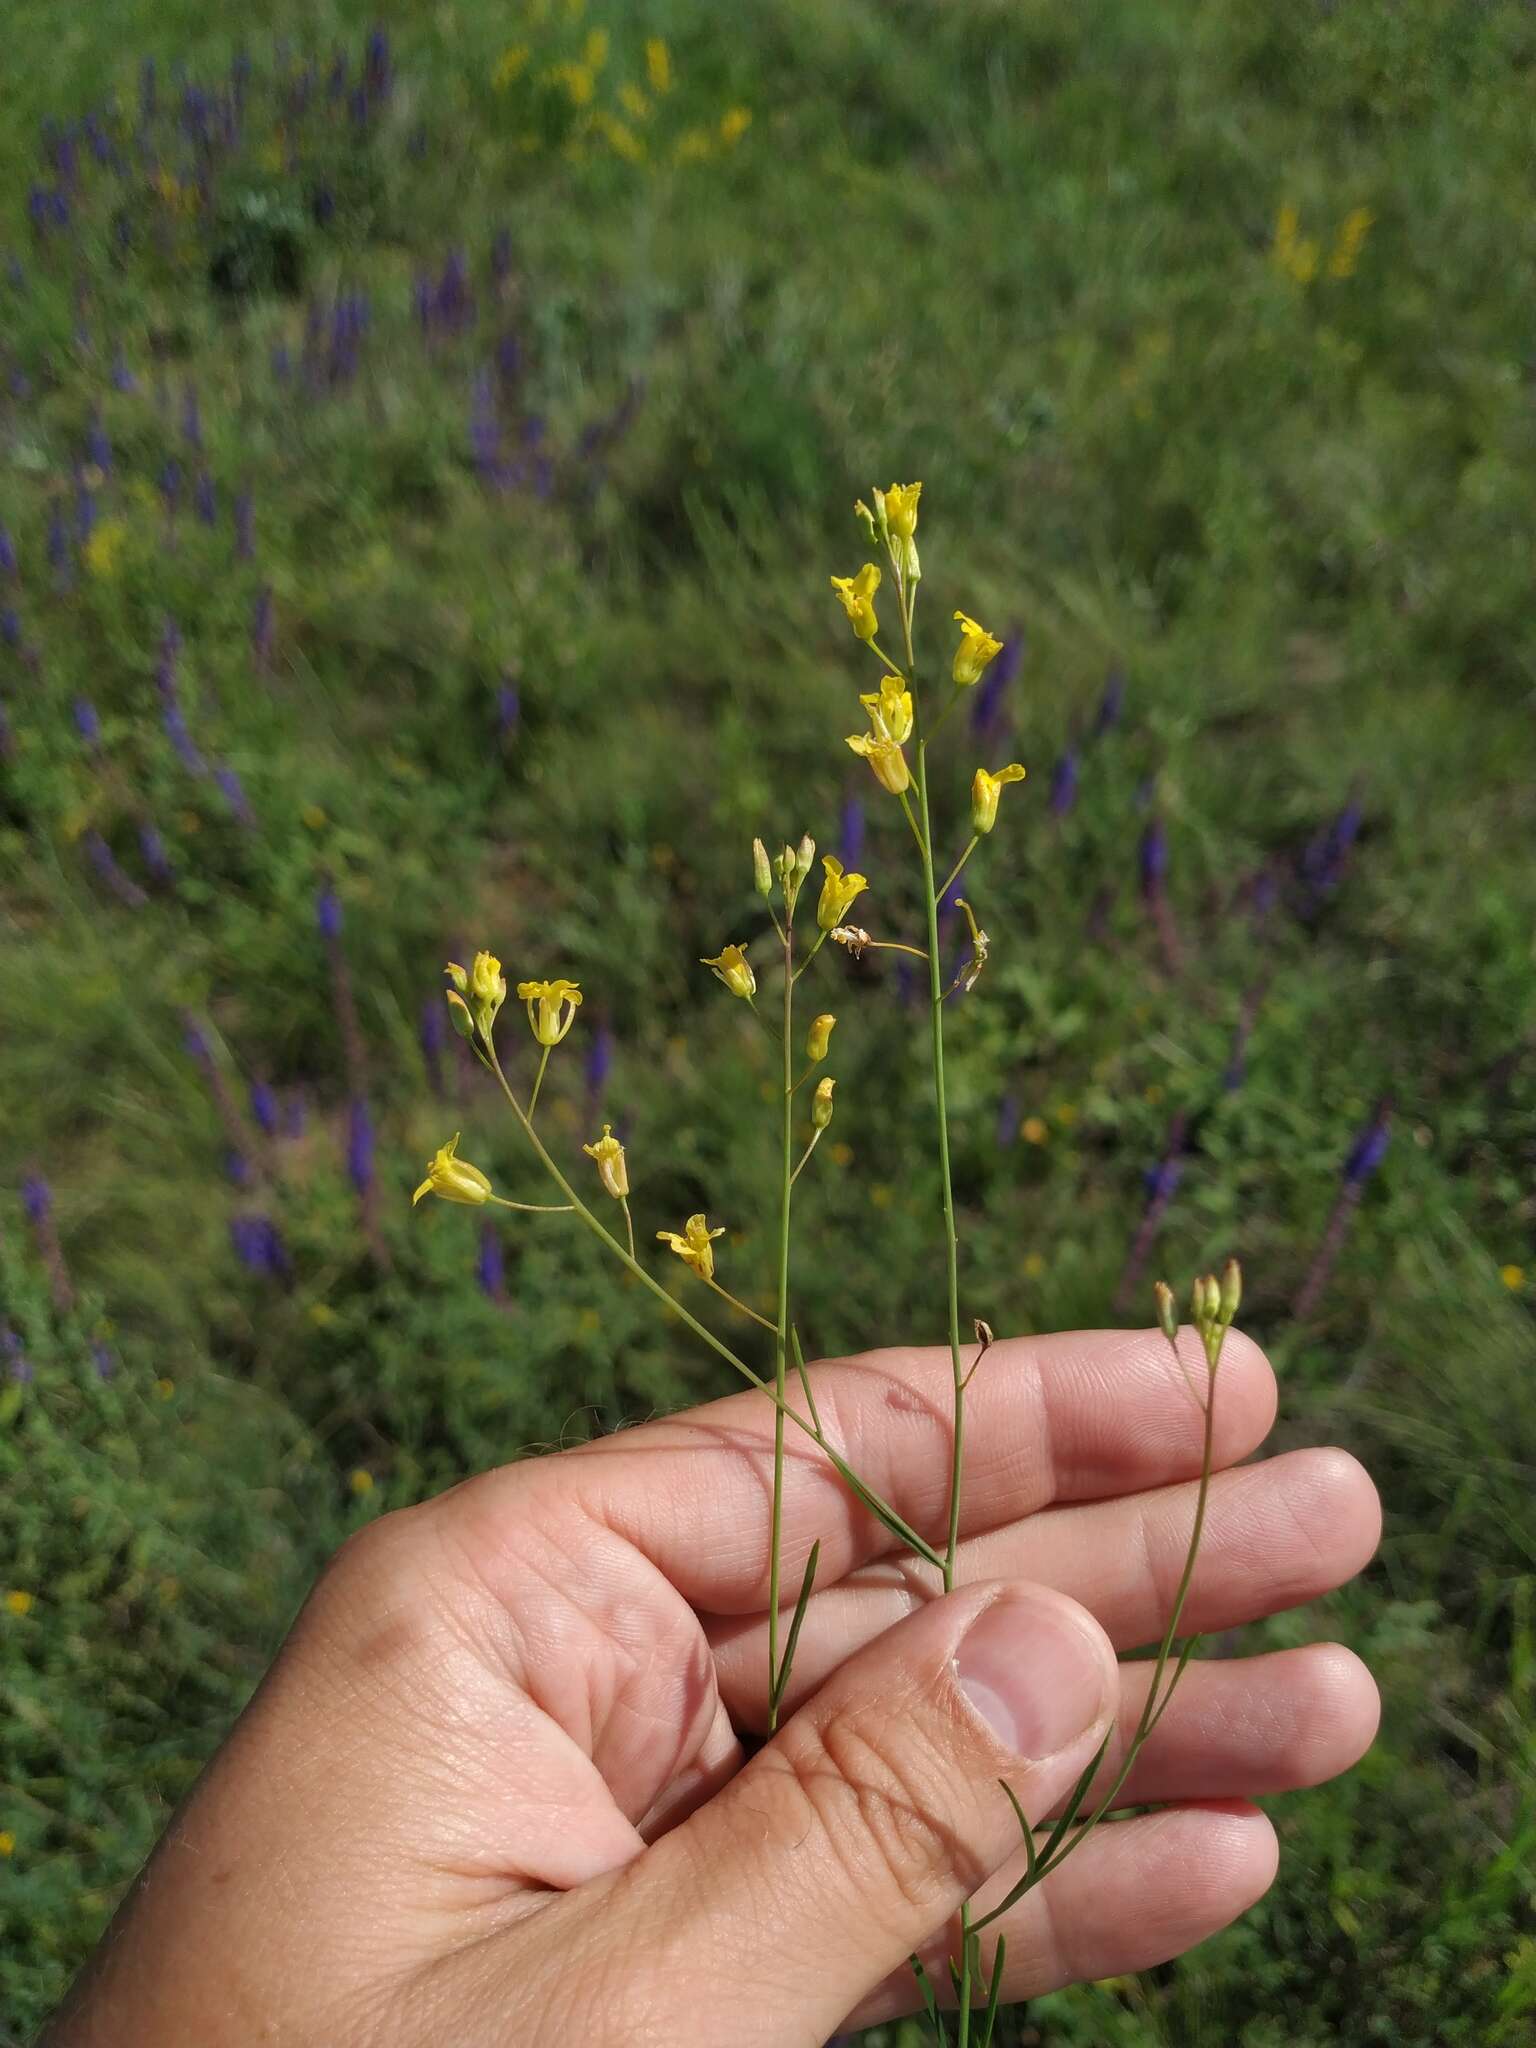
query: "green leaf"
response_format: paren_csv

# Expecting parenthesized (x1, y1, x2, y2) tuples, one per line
(908, 1953, 948, 2044)
(977, 1933, 1008, 2047)
(770, 1537, 820, 1710)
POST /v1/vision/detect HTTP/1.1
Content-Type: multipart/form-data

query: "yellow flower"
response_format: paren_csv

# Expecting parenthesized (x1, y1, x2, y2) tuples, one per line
(1328, 206, 1375, 280)
(583, 1124, 630, 1200)
(656, 1212, 724, 1282)
(952, 611, 1004, 687)
(646, 36, 672, 93)
(878, 481, 921, 579)
(349, 1468, 374, 1496)
(583, 28, 609, 69)
(618, 82, 650, 120)
(492, 44, 531, 90)
(817, 854, 869, 931)
(806, 1013, 836, 1062)
(673, 126, 714, 164)
(596, 113, 644, 161)
(830, 562, 881, 642)
(4, 1591, 34, 1618)
(971, 762, 1027, 834)
(1500, 1264, 1526, 1291)
(846, 730, 910, 794)
(517, 977, 583, 1045)
(811, 1076, 836, 1129)
(701, 944, 756, 1000)
(412, 1132, 494, 1208)
(720, 106, 752, 145)
(547, 60, 595, 106)
(83, 519, 127, 579)
(1022, 1116, 1048, 1145)
(0, 1831, 13, 1856)
(859, 673, 913, 744)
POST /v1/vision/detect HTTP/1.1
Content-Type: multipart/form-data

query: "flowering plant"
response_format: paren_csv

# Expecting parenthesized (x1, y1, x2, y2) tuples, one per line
(413, 482, 1245, 2037)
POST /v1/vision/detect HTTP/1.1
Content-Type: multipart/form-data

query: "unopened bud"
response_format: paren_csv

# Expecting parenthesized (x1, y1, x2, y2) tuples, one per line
(775, 843, 797, 890)
(752, 837, 773, 897)
(811, 1075, 836, 1129)
(806, 1013, 836, 1062)
(793, 834, 816, 885)
(1218, 1257, 1242, 1325)
(1154, 1280, 1177, 1344)
(445, 989, 475, 1039)
(854, 498, 878, 544)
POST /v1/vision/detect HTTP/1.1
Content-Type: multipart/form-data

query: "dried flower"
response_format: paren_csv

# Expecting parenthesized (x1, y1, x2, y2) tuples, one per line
(583, 1125, 630, 1200)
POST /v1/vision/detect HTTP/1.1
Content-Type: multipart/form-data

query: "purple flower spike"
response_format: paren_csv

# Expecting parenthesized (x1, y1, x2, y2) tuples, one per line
(21, 1173, 51, 1223)
(181, 382, 202, 450)
(1344, 1106, 1392, 1186)
(194, 472, 217, 525)
(183, 1018, 211, 1062)
(0, 526, 18, 576)
(225, 1149, 252, 1187)
(1138, 818, 1168, 898)
(91, 1340, 116, 1380)
(215, 763, 255, 826)
(86, 412, 112, 472)
(497, 674, 520, 739)
(0, 609, 18, 649)
(477, 1219, 506, 1302)
(284, 1092, 306, 1138)
(85, 832, 148, 907)
(1048, 748, 1079, 817)
(249, 1081, 279, 1135)
(347, 1096, 375, 1195)
(969, 632, 1022, 739)
(159, 457, 182, 514)
(585, 1021, 614, 1104)
(1092, 664, 1127, 738)
(138, 823, 176, 884)
(75, 480, 97, 543)
(316, 880, 343, 940)
(111, 350, 137, 393)
(163, 703, 208, 776)
(234, 488, 255, 561)
(365, 27, 393, 100)
(47, 506, 70, 576)
(72, 696, 101, 744)
(5, 1327, 34, 1385)
(840, 791, 866, 870)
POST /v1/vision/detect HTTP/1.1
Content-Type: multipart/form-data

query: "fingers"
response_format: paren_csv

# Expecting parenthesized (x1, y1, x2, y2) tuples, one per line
(548, 1326, 1276, 1615)
(845, 1800, 1279, 2029)
(597, 1581, 1118, 2044)
(710, 1446, 1380, 1724)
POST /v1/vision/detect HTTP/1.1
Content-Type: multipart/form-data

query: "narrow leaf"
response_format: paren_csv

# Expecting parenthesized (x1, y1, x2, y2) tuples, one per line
(1145, 1634, 1201, 1737)
(972, 1725, 1115, 1932)
(908, 1954, 948, 2045)
(771, 1539, 820, 1709)
(998, 1777, 1038, 1882)
(977, 1934, 1008, 2048)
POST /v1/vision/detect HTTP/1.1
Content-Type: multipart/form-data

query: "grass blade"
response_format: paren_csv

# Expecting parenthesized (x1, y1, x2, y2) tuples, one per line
(770, 1537, 820, 1711)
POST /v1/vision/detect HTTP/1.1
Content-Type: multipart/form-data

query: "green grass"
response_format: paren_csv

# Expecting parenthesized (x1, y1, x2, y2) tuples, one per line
(2, 1, 1534, 2040)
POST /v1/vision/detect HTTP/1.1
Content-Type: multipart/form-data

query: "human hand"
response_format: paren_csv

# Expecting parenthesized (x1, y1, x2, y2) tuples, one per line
(46, 1326, 1380, 2046)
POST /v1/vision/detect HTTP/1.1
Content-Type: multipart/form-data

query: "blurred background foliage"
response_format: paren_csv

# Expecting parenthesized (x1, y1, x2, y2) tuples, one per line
(1, 1, 1534, 2041)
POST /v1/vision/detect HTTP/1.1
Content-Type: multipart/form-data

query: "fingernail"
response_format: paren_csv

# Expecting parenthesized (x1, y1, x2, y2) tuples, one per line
(955, 1592, 1109, 1759)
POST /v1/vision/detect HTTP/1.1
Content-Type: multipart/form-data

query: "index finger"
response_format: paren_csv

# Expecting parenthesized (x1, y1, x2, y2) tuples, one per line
(553, 1324, 1276, 1615)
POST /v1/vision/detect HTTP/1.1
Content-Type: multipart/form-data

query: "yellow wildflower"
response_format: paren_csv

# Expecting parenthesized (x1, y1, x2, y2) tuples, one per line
(4, 1591, 33, 1618)
(859, 672, 913, 744)
(817, 854, 869, 930)
(0, 1832, 13, 1856)
(846, 730, 910, 794)
(349, 1469, 375, 1496)
(830, 562, 881, 642)
(547, 61, 595, 106)
(583, 1124, 630, 1200)
(492, 45, 531, 90)
(1500, 1264, 1525, 1291)
(596, 113, 644, 161)
(952, 611, 1004, 686)
(646, 37, 672, 93)
(720, 106, 752, 145)
(618, 83, 650, 120)
(806, 1013, 836, 1062)
(1022, 1117, 1048, 1145)
(656, 1212, 724, 1282)
(517, 977, 583, 1045)
(583, 28, 609, 69)
(878, 480, 921, 579)
(83, 519, 127, 579)
(413, 1132, 494, 1208)
(811, 1076, 836, 1129)
(970, 762, 1027, 835)
(447, 950, 507, 1034)
(1328, 206, 1375, 280)
(701, 944, 756, 1000)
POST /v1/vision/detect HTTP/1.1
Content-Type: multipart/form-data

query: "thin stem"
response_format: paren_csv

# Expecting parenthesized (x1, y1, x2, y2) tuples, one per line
(527, 1045, 552, 1122)
(936, 837, 980, 909)
(866, 636, 905, 678)
(789, 1127, 824, 1186)
(702, 1275, 779, 1333)
(488, 1193, 575, 1214)
(864, 938, 930, 960)
(791, 928, 830, 983)
(768, 919, 796, 1731)
(898, 788, 929, 859)
(619, 1195, 636, 1260)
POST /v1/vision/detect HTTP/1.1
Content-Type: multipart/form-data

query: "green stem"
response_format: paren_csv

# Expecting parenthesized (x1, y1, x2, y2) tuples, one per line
(488, 1194, 575, 1214)
(936, 836, 980, 908)
(768, 920, 795, 1731)
(618, 1195, 636, 1260)
(527, 1045, 551, 1122)
(789, 1127, 824, 1186)
(702, 1275, 778, 1333)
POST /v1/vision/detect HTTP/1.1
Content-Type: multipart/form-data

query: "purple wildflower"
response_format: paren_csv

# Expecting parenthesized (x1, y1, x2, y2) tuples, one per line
(4, 1328, 33, 1385)
(225, 1149, 252, 1187)
(85, 832, 148, 907)
(495, 330, 522, 386)
(233, 487, 255, 561)
(1092, 664, 1127, 738)
(231, 1215, 290, 1278)
(316, 880, 343, 940)
(1139, 818, 1168, 899)
(0, 608, 19, 649)
(111, 350, 137, 393)
(163, 704, 208, 775)
(585, 1021, 614, 1105)
(1048, 748, 1079, 817)
(75, 479, 97, 544)
(436, 250, 473, 334)
(477, 1219, 506, 1302)
(86, 412, 112, 473)
(47, 506, 70, 577)
(969, 632, 1022, 740)
(497, 674, 520, 739)
(194, 472, 217, 525)
(0, 527, 17, 577)
(420, 996, 447, 1095)
(1295, 1101, 1393, 1318)
(21, 1173, 51, 1224)
(284, 1092, 306, 1138)
(250, 1081, 279, 1136)
(365, 27, 393, 101)
(1344, 1105, 1392, 1186)
(72, 696, 101, 744)
(138, 823, 176, 884)
(214, 762, 255, 826)
(840, 791, 866, 870)
(159, 458, 182, 516)
(347, 1096, 375, 1195)
(181, 382, 202, 450)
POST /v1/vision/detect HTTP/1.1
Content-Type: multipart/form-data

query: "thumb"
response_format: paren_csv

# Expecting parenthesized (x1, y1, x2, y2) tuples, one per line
(621, 1580, 1116, 2045)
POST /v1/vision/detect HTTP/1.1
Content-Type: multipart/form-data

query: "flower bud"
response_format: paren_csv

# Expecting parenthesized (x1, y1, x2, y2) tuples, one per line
(806, 1013, 836, 1062)
(811, 1075, 836, 1129)
(854, 498, 878, 545)
(1218, 1257, 1242, 1325)
(1154, 1280, 1177, 1344)
(752, 837, 773, 897)
(793, 834, 816, 886)
(444, 961, 469, 995)
(470, 949, 508, 1031)
(445, 989, 476, 1039)
(582, 1124, 630, 1200)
